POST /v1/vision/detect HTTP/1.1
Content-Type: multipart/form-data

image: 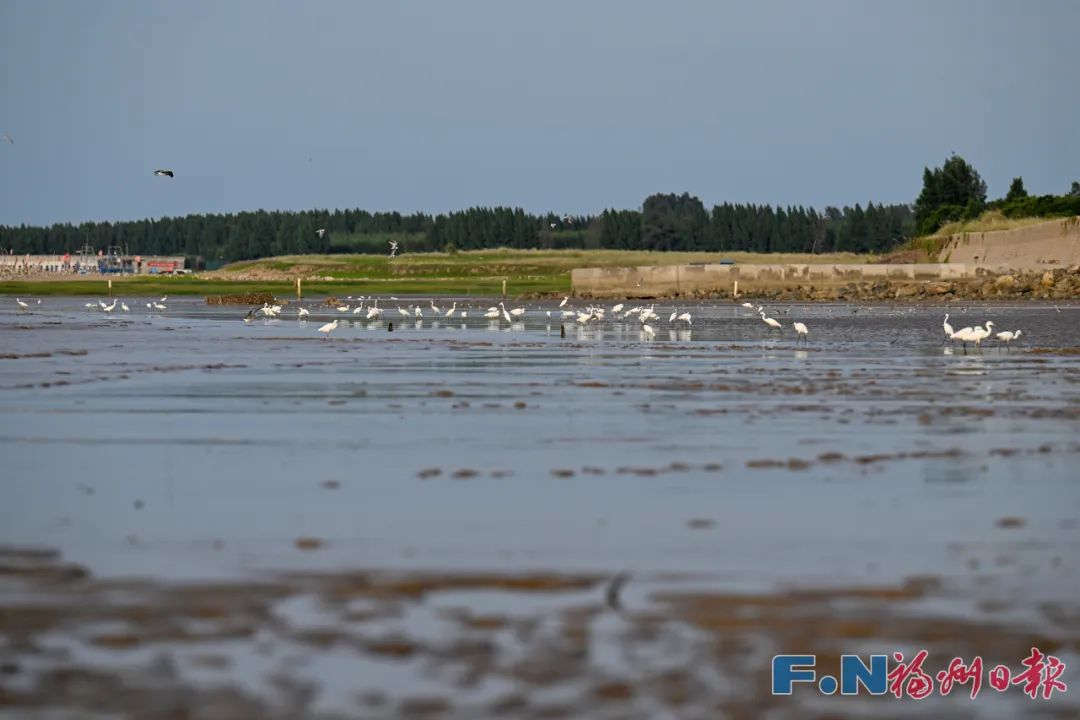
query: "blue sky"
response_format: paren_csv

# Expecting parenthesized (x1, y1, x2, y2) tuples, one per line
(1, 0, 1077, 226)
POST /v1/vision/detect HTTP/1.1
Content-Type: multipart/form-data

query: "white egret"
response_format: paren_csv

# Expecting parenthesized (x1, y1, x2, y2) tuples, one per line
(760, 310, 782, 331)
(153, 302, 167, 311)
(298, 307, 310, 318)
(397, 306, 410, 318)
(970, 321, 995, 347)
(669, 308, 678, 323)
(559, 296, 569, 308)
(337, 304, 350, 313)
(676, 311, 692, 326)
(120, 302, 130, 312)
(445, 302, 457, 319)
(460, 310, 467, 320)
(793, 321, 809, 344)
(942, 313, 954, 344)
(509, 306, 526, 320)
(612, 303, 624, 313)
(160, 295, 168, 303)
(642, 324, 656, 339)
(366, 299, 383, 320)
(430, 300, 440, 315)
(317, 319, 339, 337)
(995, 329, 1022, 350)
(741, 302, 754, 309)
(414, 306, 423, 318)
(15, 298, 29, 309)
(499, 302, 511, 323)
(484, 307, 500, 320)
(352, 305, 365, 315)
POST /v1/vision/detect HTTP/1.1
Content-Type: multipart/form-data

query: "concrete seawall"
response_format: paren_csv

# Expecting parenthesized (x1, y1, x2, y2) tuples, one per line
(573, 217, 1080, 297)
(572, 262, 972, 298)
(941, 217, 1080, 269)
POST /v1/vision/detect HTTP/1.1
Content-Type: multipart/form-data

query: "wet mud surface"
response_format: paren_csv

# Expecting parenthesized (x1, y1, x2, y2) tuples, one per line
(1, 298, 1079, 718)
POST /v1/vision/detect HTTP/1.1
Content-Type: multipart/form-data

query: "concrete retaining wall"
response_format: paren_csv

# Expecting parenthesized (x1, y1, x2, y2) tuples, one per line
(571, 262, 971, 297)
(940, 217, 1080, 270)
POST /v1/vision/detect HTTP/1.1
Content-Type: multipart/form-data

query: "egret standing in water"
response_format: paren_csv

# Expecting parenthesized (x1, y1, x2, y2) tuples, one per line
(760, 310, 782, 331)
(942, 314, 954, 344)
(793, 321, 809, 344)
(15, 298, 29, 310)
(318, 319, 339, 337)
(995, 329, 1022, 351)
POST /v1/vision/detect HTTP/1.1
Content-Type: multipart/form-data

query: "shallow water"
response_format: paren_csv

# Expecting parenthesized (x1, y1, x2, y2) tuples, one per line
(1, 297, 1079, 718)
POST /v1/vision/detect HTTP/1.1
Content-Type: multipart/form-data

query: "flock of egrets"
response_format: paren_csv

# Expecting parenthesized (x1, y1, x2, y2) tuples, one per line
(943, 313, 1022, 351)
(237, 295, 814, 342)
(12, 295, 1029, 350)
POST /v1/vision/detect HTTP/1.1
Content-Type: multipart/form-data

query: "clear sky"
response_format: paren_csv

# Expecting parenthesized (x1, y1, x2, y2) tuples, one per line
(1, 0, 1077, 226)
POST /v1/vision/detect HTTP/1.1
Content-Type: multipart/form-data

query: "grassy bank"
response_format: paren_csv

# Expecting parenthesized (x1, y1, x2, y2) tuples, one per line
(1, 248, 876, 298)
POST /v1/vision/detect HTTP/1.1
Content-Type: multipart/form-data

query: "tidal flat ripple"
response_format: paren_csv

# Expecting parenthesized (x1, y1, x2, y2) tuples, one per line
(1, 298, 1079, 718)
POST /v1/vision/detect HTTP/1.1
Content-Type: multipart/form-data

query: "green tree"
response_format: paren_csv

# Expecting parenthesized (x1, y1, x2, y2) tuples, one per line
(1069, 181, 1080, 198)
(1005, 177, 1028, 202)
(914, 154, 987, 234)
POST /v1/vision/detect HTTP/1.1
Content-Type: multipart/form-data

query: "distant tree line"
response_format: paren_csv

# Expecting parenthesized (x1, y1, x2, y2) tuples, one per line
(914, 154, 1080, 235)
(4, 157, 1078, 261)
(0, 196, 916, 262)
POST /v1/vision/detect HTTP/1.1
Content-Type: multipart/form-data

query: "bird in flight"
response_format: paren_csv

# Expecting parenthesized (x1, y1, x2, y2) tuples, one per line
(316, 228, 326, 238)
(1, 134, 13, 144)
(389, 239, 398, 258)
(153, 170, 174, 178)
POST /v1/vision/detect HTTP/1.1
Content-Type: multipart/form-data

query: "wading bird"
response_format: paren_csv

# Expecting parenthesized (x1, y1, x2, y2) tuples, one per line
(559, 296, 569, 308)
(103, 299, 118, 313)
(760, 310, 782, 331)
(444, 302, 457, 319)
(676, 310, 692, 326)
(298, 307, 310, 318)
(153, 302, 167, 310)
(942, 313, 954, 344)
(120, 302, 130, 312)
(611, 303, 624, 314)
(995, 329, 1022, 350)
(153, 170, 174, 178)
(317, 319, 339, 337)
(793, 321, 809, 344)
(244, 309, 256, 323)
(16, 298, 29, 309)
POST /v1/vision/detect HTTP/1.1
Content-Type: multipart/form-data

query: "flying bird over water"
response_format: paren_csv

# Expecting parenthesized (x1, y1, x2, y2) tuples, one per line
(153, 170, 174, 178)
